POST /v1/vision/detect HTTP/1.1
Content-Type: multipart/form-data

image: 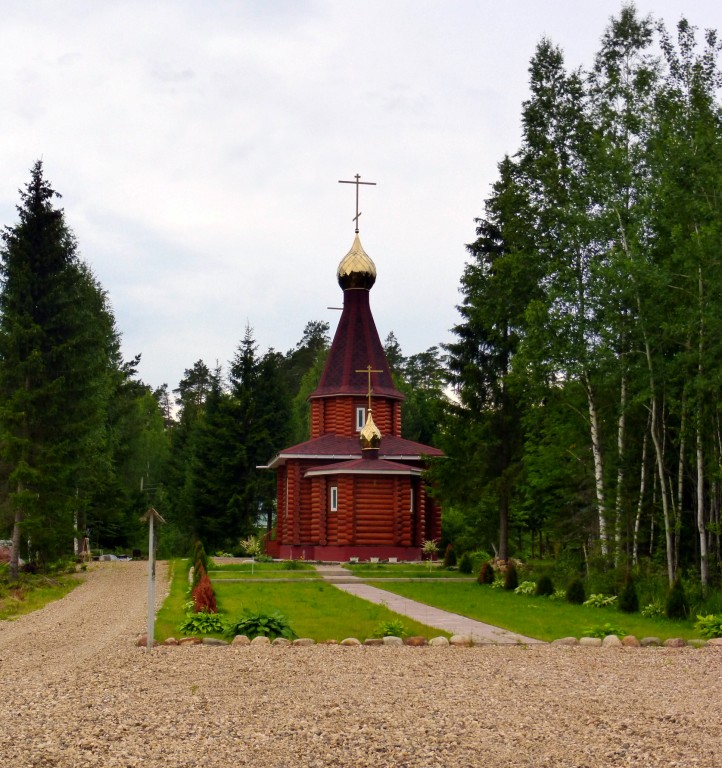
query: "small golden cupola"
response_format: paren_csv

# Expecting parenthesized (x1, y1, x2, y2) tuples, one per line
(337, 234, 377, 290)
(359, 409, 382, 454)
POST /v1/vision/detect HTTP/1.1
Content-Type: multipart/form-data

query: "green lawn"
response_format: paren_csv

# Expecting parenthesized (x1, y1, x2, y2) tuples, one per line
(366, 581, 699, 642)
(345, 563, 471, 579)
(208, 561, 320, 580)
(155, 560, 447, 642)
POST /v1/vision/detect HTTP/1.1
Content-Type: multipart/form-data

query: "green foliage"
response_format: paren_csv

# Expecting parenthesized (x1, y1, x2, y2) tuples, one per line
(535, 574, 555, 597)
(582, 623, 627, 640)
(478, 560, 495, 585)
(442, 544, 457, 568)
(618, 576, 639, 614)
(179, 611, 226, 636)
(583, 594, 617, 608)
(666, 578, 689, 619)
(641, 601, 664, 618)
(372, 618, 408, 638)
(694, 614, 722, 639)
(514, 581, 536, 595)
(0, 161, 130, 572)
(458, 552, 473, 574)
(503, 563, 518, 591)
(281, 559, 303, 570)
(239, 535, 262, 558)
(421, 539, 438, 558)
(566, 579, 586, 605)
(225, 610, 296, 641)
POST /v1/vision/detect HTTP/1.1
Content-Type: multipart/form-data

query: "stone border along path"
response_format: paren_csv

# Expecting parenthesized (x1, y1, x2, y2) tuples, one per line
(314, 564, 541, 644)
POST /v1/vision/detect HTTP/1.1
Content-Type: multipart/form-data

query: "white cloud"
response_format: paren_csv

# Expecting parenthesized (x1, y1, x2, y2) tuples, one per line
(1, 0, 720, 388)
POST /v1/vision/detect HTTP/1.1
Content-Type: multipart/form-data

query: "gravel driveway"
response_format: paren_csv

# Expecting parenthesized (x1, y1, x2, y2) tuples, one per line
(0, 561, 720, 767)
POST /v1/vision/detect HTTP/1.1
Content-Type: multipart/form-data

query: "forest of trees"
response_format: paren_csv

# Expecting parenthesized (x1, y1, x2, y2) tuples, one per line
(437, 7, 722, 587)
(2, 7, 721, 591)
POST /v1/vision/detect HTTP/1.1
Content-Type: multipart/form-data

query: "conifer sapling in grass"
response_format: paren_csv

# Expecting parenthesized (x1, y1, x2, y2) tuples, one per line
(443, 544, 457, 568)
(618, 574, 639, 613)
(458, 552, 472, 574)
(478, 560, 495, 585)
(535, 574, 555, 597)
(192, 571, 217, 613)
(566, 578, 586, 605)
(503, 562, 518, 591)
(665, 576, 689, 619)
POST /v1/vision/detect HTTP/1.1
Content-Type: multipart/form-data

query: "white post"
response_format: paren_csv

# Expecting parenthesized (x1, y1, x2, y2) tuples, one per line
(147, 512, 155, 651)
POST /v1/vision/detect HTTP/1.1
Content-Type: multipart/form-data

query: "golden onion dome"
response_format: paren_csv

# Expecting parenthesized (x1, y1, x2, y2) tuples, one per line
(359, 409, 382, 451)
(337, 234, 377, 290)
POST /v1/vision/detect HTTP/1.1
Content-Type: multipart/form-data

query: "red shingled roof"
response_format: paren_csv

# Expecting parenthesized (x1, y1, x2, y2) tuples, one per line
(304, 457, 423, 477)
(310, 289, 403, 401)
(262, 433, 443, 469)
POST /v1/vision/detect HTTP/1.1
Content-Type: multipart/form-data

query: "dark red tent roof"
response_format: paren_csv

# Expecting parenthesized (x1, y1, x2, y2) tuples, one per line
(311, 288, 403, 401)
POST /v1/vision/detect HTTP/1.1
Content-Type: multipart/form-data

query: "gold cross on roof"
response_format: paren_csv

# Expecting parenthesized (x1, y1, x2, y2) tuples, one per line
(339, 174, 377, 233)
(356, 364, 383, 412)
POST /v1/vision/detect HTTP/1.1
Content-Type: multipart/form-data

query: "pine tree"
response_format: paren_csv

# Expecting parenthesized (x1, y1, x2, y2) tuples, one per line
(0, 162, 117, 576)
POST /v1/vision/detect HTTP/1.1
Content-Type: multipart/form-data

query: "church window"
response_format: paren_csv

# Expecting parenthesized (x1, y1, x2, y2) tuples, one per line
(330, 485, 338, 512)
(356, 406, 366, 431)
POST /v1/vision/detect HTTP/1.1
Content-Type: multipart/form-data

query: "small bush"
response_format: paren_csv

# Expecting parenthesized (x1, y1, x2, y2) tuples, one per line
(478, 560, 495, 585)
(193, 540, 209, 574)
(514, 581, 536, 595)
(641, 601, 664, 618)
(442, 544, 457, 569)
(666, 577, 689, 619)
(583, 593, 617, 608)
(458, 552, 472, 574)
(694, 614, 722, 639)
(281, 559, 302, 570)
(566, 578, 586, 605)
(179, 611, 225, 635)
(225, 610, 295, 641)
(503, 563, 518, 591)
(373, 618, 408, 638)
(618, 575, 639, 613)
(535, 574, 555, 597)
(582, 623, 627, 639)
(192, 571, 217, 613)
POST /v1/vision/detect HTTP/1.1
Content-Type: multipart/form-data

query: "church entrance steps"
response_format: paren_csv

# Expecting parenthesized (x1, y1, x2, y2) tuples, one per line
(314, 565, 542, 645)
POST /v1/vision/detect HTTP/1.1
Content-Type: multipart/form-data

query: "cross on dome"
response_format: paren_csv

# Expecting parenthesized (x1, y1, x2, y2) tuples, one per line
(338, 174, 376, 233)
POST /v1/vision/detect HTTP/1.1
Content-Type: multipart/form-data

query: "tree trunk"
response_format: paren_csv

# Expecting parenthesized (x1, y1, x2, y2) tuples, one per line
(584, 374, 607, 558)
(614, 370, 627, 565)
(633, 425, 649, 566)
(10, 490, 23, 582)
(697, 266, 709, 586)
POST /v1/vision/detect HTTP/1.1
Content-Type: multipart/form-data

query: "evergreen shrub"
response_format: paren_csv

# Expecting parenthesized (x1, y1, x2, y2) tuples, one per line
(504, 563, 518, 591)
(535, 574, 555, 597)
(478, 560, 495, 585)
(192, 571, 217, 613)
(458, 553, 473, 574)
(443, 544, 457, 568)
(666, 577, 689, 619)
(193, 540, 209, 573)
(618, 575, 639, 613)
(566, 578, 586, 605)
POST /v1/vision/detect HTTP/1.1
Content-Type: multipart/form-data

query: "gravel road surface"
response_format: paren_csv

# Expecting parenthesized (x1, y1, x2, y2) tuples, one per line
(0, 561, 720, 767)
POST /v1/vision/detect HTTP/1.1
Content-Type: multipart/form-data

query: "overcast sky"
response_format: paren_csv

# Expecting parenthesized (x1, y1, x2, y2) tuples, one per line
(2, 1, 721, 393)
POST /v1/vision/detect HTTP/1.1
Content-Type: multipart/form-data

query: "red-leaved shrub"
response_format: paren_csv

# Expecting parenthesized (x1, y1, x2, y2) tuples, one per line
(192, 571, 217, 613)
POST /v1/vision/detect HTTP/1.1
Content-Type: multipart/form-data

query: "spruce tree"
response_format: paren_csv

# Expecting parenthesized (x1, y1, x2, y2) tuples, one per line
(0, 161, 116, 576)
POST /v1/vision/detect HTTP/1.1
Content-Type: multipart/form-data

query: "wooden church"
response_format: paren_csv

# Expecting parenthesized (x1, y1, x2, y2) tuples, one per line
(263, 221, 443, 561)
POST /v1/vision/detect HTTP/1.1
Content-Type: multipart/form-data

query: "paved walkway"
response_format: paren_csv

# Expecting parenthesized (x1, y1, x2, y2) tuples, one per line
(314, 564, 542, 644)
